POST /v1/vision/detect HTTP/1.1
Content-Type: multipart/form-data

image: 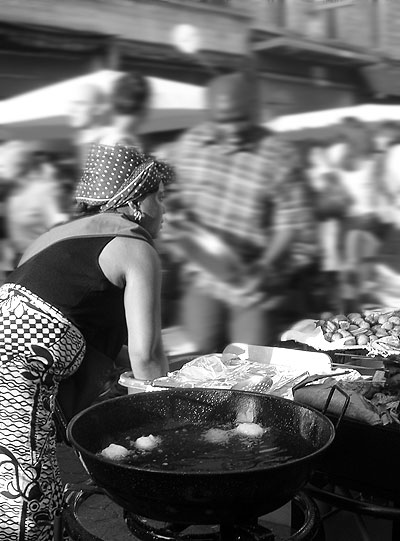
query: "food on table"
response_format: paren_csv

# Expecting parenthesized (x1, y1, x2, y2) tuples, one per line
(100, 443, 130, 460)
(134, 434, 161, 451)
(317, 311, 400, 348)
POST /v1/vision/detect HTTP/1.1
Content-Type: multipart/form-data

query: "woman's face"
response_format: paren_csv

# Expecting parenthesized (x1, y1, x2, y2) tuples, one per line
(139, 184, 165, 238)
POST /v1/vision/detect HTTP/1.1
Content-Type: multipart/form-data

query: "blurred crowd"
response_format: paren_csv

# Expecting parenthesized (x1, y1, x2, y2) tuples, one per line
(0, 72, 150, 278)
(300, 119, 400, 295)
(1, 70, 400, 351)
(302, 117, 400, 314)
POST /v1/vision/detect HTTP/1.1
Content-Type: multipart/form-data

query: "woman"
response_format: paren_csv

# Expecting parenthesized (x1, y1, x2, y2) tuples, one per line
(0, 142, 173, 540)
(1, 142, 67, 268)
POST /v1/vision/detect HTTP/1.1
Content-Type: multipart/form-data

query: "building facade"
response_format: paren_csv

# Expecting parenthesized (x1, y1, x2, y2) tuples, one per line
(250, 0, 400, 115)
(0, 0, 400, 116)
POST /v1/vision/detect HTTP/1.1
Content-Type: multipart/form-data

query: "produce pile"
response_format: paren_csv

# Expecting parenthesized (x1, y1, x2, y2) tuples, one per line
(317, 310, 400, 355)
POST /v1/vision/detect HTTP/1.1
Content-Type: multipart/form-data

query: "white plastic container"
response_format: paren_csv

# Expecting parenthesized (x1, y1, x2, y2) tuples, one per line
(118, 371, 165, 394)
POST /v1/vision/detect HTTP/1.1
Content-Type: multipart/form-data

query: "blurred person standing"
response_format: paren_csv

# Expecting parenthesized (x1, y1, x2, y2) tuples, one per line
(305, 142, 349, 313)
(68, 83, 107, 170)
(372, 121, 400, 277)
(99, 71, 150, 150)
(375, 121, 400, 230)
(3, 142, 67, 268)
(168, 72, 317, 353)
(0, 147, 15, 282)
(332, 118, 385, 310)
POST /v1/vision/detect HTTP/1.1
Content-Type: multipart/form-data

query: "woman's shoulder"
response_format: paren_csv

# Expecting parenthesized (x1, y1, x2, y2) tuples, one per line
(103, 235, 158, 265)
(99, 235, 159, 287)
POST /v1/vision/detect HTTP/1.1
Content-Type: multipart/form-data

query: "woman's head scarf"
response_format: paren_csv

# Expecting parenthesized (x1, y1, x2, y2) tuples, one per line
(75, 143, 174, 212)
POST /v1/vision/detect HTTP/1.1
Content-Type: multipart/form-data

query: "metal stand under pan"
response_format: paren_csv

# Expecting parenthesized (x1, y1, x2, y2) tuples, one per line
(307, 477, 400, 541)
(59, 484, 324, 541)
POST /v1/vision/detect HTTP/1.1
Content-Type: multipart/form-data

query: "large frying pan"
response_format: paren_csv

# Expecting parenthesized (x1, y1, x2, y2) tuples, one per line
(67, 389, 334, 524)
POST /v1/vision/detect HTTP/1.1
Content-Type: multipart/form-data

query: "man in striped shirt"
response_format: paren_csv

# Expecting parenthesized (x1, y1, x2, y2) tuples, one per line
(167, 72, 317, 353)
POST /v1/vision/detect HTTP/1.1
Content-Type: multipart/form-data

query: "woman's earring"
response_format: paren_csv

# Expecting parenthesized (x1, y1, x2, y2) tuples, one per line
(128, 200, 143, 223)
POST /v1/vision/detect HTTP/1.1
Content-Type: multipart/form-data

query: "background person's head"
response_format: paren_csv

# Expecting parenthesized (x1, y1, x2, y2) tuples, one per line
(110, 71, 151, 132)
(341, 116, 364, 140)
(303, 141, 327, 170)
(375, 120, 400, 151)
(0, 141, 47, 181)
(340, 116, 374, 156)
(207, 72, 259, 139)
(68, 83, 106, 130)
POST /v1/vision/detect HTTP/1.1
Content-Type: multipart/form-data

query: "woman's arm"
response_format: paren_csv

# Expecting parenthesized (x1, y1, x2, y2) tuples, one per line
(99, 237, 168, 380)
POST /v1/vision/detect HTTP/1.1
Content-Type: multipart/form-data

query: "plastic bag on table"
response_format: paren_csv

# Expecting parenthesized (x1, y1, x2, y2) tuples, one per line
(153, 353, 282, 391)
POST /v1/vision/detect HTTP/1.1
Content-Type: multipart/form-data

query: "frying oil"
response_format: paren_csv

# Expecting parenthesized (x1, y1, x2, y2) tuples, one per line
(101, 421, 315, 473)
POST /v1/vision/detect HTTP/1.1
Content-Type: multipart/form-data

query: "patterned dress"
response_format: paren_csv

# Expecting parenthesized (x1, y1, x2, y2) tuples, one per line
(0, 283, 85, 541)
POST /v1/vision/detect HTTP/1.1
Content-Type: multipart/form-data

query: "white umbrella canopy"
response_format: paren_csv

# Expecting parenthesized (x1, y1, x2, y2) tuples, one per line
(0, 69, 207, 141)
(267, 104, 400, 140)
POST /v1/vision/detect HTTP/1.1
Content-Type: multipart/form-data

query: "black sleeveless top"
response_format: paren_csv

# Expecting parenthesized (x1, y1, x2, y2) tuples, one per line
(7, 213, 154, 359)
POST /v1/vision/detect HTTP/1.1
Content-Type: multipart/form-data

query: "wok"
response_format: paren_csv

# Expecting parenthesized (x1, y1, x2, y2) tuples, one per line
(67, 389, 334, 524)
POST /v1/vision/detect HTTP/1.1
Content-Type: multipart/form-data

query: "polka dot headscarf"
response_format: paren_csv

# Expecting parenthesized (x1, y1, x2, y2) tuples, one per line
(75, 143, 174, 212)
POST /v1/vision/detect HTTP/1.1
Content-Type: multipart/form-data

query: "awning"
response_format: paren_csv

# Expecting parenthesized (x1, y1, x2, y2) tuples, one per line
(362, 64, 400, 98)
(267, 103, 400, 140)
(0, 70, 207, 140)
(252, 36, 377, 66)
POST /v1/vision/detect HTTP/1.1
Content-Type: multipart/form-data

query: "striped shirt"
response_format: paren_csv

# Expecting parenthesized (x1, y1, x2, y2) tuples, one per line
(168, 122, 316, 303)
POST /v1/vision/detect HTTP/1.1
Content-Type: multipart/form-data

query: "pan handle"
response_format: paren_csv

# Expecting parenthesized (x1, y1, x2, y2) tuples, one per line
(292, 371, 350, 394)
(322, 384, 350, 430)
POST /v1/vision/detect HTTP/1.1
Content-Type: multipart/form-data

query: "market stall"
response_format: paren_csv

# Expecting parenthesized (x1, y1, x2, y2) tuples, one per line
(279, 308, 400, 540)
(56, 334, 400, 539)
(120, 327, 400, 540)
